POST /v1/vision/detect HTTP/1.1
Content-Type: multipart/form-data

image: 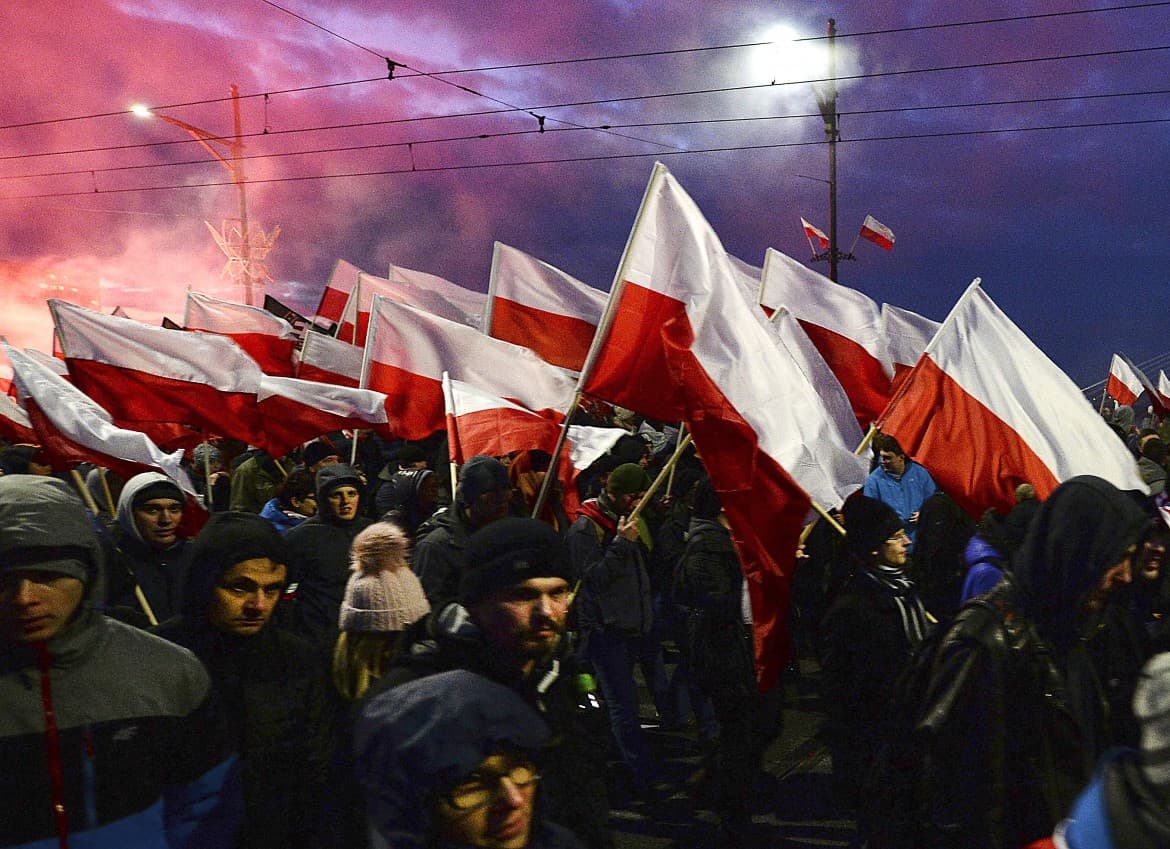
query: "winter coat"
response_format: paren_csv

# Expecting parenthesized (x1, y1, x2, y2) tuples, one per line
(229, 453, 284, 514)
(258, 497, 307, 534)
(375, 603, 612, 849)
(0, 476, 241, 849)
(959, 533, 1008, 605)
(411, 506, 473, 607)
(566, 498, 653, 638)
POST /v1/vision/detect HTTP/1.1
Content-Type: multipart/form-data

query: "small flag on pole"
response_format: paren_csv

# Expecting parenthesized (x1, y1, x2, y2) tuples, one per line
(858, 215, 895, 251)
(800, 217, 830, 250)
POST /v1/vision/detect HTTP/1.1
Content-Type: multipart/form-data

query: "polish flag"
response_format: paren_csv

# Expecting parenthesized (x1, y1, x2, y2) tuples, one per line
(3, 342, 195, 492)
(800, 217, 830, 249)
(24, 348, 71, 381)
(484, 242, 607, 372)
(581, 163, 868, 689)
(256, 375, 392, 458)
(1106, 354, 1143, 408)
(0, 387, 37, 444)
(1118, 353, 1165, 417)
(296, 331, 362, 388)
(879, 280, 1144, 516)
(1158, 371, 1170, 410)
(185, 290, 297, 377)
(881, 303, 941, 393)
(50, 299, 267, 450)
(389, 264, 487, 331)
(859, 214, 895, 251)
(443, 373, 625, 519)
(314, 258, 364, 328)
(363, 295, 577, 441)
(758, 248, 894, 428)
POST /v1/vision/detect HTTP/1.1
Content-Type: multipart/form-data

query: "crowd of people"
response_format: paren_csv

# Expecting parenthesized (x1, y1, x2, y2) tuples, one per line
(3, 399, 1170, 849)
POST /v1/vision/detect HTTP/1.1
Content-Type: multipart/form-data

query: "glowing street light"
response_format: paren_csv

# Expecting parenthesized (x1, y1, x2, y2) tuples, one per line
(130, 85, 272, 305)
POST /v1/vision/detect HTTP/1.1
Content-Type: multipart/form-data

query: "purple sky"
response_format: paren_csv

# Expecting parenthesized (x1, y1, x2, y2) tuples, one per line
(3, 0, 1169, 392)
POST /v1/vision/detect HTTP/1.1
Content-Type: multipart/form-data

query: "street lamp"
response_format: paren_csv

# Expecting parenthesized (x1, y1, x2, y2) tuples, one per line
(131, 85, 267, 305)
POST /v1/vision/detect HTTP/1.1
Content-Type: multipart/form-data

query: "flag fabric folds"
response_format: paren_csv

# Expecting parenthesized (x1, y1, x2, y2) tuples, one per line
(879, 280, 1144, 517)
(758, 248, 894, 428)
(800, 217, 830, 250)
(1159, 371, 1170, 410)
(256, 375, 391, 457)
(296, 331, 363, 388)
(4, 341, 194, 491)
(50, 299, 267, 450)
(881, 302, 941, 395)
(185, 290, 297, 377)
(581, 162, 868, 689)
(363, 295, 577, 441)
(1107, 353, 1160, 413)
(484, 242, 607, 372)
(0, 387, 37, 444)
(859, 214, 895, 251)
(389, 264, 487, 331)
(315, 258, 364, 329)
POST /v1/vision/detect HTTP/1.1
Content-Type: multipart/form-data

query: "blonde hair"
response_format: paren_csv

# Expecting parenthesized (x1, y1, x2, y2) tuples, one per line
(332, 630, 403, 701)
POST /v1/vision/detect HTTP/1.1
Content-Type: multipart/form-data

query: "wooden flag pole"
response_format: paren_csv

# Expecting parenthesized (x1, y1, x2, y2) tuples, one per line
(98, 467, 116, 518)
(530, 391, 583, 519)
(625, 433, 693, 526)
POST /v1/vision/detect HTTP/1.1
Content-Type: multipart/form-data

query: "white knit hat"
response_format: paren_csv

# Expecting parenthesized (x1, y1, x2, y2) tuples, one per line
(339, 522, 430, 632)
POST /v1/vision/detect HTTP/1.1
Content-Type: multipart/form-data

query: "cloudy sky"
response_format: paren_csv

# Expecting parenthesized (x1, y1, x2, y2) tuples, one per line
(3, 0, 1169, 391)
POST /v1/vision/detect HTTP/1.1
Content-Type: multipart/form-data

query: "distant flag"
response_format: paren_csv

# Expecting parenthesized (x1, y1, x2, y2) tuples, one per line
(1106, 353, 1145, 409)
(363, 295, 577, 441)
(758, 248, 893, 429)
(389, 264, 487, 331)
(800, 217, 830, 251)
(337, 268, 485, 346)
(879, 280, 1143, 516)
(296, 331, 362, 388)
(1159, 371, 1170, 409)
(263, 294, 311, 341)
(580, 162, 868, 689)
(484, 242, 608, 372)
(3, 340, 195, 492)
(858, 214, 895, 251)
(184, 290, 297, 377)
(1112, 353, 1165, 416)
(315, 258, 364, 330)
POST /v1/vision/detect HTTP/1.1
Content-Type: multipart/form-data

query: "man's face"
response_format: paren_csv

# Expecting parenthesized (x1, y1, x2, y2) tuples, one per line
(1137, 538, 1167, 583)
(467, 487, 512, 529)
(1087, 549, 1135, 612)
(0, 569, 85, 643)
(878, 450, 907, 477)
(613, 489, 646, 517)
(290, 492, 317, 518)
(207, 558, 287, 637)
(879, 529, 910, 568)
(471, 577, 571, 663)
(432, 751, 539, 849)
(325, 485, 360, 521)
(132, 498, 184, 549)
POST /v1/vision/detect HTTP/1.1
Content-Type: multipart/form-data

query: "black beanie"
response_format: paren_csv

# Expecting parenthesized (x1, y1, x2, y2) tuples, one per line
(459, 517, 574, 606)
(843, 494, 905, 557)
(132, 478, 185, 508)
(188, 511, 289, 574)
(302, 439, 339, 468)
(455, 455, 510, 507)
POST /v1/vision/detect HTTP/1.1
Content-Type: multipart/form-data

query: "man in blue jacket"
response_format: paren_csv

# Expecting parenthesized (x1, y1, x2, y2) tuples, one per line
(863, 432, 938, 549)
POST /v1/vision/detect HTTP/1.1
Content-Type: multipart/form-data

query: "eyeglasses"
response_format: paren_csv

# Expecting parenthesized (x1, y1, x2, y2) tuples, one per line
(443, 762, 540, 810)
(885, 530, 910, 544)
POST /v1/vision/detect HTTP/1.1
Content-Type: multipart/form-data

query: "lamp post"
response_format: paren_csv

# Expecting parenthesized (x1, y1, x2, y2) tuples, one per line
(812, 19, 853, 281)
(132, 85, 260, 305)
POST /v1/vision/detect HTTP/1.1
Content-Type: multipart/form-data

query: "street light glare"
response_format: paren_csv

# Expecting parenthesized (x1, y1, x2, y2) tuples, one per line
(754, 24, 830, 85)
(130, 104, 153, 118)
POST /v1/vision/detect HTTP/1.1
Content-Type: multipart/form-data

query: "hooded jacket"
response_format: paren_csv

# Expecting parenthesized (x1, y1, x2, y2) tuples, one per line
(0, 476, 241, 849)
(285, 464, 374, 651)
(566, 494, 653, 637)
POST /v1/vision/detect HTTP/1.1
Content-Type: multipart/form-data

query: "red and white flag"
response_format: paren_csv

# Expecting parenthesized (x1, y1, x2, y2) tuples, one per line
(758, 248, 894, 428)
(3, 341, 195, 491)
(50, 299, 267, 450)
(859, 214, 895, 251)
(296, 332, 362, 388)
(363, 295, 577, 441)
(881, 302, 941, 395)
(314, 258, 364, 328)
(24, 348, 71, 381)
(1107, 353, 1144, 409)
(484, 242, 608, 372)
(581, 163, 868, 689)
(1159, 371, 1170, 410)
(256, 375, 392, 458)
(0, 383, 36, 445)
(389, 264, 487, 330)
(879, 280, 1143, 516)
(800, 217, 830, 250)
(185, 290, 297, 377)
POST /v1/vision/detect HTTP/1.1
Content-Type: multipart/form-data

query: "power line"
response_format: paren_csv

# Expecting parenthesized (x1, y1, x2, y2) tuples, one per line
(4, 2, 1169, 132)
(5, 114, 1169, 202)
(7, 85, 1170, 184)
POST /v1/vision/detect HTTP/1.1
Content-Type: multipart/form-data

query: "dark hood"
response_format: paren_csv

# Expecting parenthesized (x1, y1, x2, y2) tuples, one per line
(1011, 475, 1150, 651)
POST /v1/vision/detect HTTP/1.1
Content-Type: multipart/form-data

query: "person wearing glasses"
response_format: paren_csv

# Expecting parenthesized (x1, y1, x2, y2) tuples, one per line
(355, 668, 585, 849)
(818, 493, 932, 829)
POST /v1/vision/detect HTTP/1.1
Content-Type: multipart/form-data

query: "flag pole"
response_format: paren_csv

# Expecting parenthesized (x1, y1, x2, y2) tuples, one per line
(98, 467, 116, 518)
(665, 422, 686, 496)
(625, 433, 693, 526)
(530, 391, 582, 518)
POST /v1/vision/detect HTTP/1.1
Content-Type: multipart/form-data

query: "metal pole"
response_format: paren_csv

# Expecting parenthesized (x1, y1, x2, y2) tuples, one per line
(825, 19, 840, 283)
(229, 85, 254, 306)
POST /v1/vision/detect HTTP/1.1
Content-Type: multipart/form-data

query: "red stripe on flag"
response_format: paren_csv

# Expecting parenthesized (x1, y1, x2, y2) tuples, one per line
(881, 356, 1060, 516)
(366, 360, 444, 440)
(191, 331, 295, 378)
(316, 286, 349, 325)
(489, 298, 597, 372)
(796, 320, 892, 429)
(297, 362, 360, 388)
(1106, 373, 1139, 408)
